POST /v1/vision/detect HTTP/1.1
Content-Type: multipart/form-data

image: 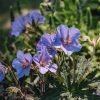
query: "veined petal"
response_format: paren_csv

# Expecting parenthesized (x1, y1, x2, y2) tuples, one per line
(17, 50, 24, 59)
(69, 27, 80, 41)
(17, 67, 31, 78)
(37, 33, 51, 48)
(29, 10, 45, 24)
(39, 46, 51, 64)
(66, 41, 82, 52)
(57, 24, 69, 39)
(53, 34, 61, 48)
(36, 44, 44, 52)
(50, 34, 56, 43)
(49, 64, 58, 73)
(61, 45, 73, 56)
(12, 58, 22, 70)
(39, 67, 48, 74)
(24, 53, 32, 64)
(33, 54, 40, 66)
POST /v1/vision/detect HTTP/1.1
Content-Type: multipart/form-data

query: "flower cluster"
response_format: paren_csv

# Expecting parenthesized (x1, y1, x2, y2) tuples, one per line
(0, 10, 82, 81)
(10, 10, 45, 37)
(11, 24, 82, 78)
(32, 24, 82, 75)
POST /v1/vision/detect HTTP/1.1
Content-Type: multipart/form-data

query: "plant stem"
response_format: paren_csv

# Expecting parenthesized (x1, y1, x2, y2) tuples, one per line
(41, 74, 45, 94)
(31, 64, 46, 95)
(62, 52, 68, 89)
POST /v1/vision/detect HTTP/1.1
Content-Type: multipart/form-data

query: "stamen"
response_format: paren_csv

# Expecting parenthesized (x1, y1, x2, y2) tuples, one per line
(22, 59, 29, 68)
(61, 34, 72, 45)
(40, 61, 46, 67)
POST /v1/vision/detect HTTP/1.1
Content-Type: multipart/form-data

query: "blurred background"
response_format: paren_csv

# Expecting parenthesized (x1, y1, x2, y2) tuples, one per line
(0, 0, 100, 30)
(0, 0, 42, 29)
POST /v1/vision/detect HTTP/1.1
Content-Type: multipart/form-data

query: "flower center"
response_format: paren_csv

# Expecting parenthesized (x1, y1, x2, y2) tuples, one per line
(61, 35, 72, 45)
(40, 61, 47, 67)
(63, 37, 72, 44)
(22, 59, 29, 68)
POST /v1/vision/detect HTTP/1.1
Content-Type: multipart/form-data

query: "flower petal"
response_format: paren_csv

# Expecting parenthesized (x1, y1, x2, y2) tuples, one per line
(37, 33, 57, 58)
(24, 14, 32, 25)
(36, 33, 51, 50)
(12, 58, 22, 70)
(33, 53, 40, 66)
(17, 50, 24, 59)
(0, 63, 6, 79)
(61, 40, 82, 56)
(0, 74, 5, 82)
(66, 41, 82, 52)
(53, 34, 61, 48)
(57, 24, 69, 39)
(39, 67, 48, 74)
(10, 31, 21, 37)
(29, 10, 45, 24)
(39, 46, 51, 64)
(61, 45, 73, 56)
(48, 48, 56, 58)
(17, 67, 31, 78)
(69, 27, 80, 41)
(0, 62, 3, 67)
(24, 53, 32, 64)
(49, 64, 58, 73)
(10, 16, 25, 37)
(50, 34, 56, 43)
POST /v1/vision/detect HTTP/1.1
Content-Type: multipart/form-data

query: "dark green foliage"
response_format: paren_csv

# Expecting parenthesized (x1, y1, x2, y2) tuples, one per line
(0, 0, 100, 100)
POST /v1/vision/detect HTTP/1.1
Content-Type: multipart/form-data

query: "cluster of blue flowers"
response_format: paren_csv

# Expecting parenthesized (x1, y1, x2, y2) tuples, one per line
(10, 10, 45, 37)
(0, 10, 82, 81)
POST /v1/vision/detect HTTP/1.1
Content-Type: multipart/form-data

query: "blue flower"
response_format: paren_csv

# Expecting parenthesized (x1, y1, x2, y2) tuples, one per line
(54, 24, 82, 55)
(10, 10, 45, 37)
(36, 33, 56, 58)
(33, 46, 58, 74)
(25, 10, 45, 25)
(12, 50, 32, 78)
(0, 62, 5, 82)
(10, 16, 25, 37)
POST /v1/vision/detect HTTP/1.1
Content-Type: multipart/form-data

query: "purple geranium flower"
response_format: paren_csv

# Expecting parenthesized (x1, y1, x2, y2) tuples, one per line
(10, 16, 25, 37)
(12, 50, 32, 78)
(25, 10, 45, 25)
(36, 33, 56, 58)
(0, 62, 6, 82)
(10, 10, 45, 37)
(33, 46, 58, 74)
(54, 24, 82, 55)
